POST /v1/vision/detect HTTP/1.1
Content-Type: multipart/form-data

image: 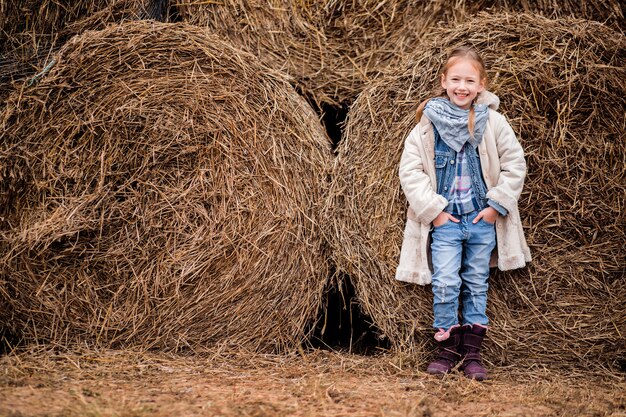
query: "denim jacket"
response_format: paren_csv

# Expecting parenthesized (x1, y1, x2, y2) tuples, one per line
(433, 126, 508, 216)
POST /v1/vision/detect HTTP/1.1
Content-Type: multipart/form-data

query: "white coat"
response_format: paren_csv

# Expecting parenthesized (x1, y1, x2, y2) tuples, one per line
(395, 92, 531, 285)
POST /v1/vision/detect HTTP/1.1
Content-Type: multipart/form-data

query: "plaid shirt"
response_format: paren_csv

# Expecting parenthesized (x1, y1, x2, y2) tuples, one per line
(445, 144, 482, 214)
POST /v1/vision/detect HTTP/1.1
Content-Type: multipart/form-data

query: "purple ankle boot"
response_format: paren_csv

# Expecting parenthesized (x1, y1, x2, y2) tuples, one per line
(426, 325, 462, 375)
(460, 324, 488, 381)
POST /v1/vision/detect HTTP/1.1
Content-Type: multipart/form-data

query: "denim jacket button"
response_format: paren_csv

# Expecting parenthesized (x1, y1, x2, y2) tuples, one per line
(450, 160, 455, 165)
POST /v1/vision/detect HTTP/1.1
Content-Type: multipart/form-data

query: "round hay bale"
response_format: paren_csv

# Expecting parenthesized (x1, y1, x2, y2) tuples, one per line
(0, 20, 332, 352)
(175, 0, 623, 107)
(330, 12, 626, 370)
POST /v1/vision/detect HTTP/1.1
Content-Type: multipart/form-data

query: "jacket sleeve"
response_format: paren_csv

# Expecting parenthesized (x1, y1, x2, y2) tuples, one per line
(398, 125, 448, 224)
(485, 112, 527, 212)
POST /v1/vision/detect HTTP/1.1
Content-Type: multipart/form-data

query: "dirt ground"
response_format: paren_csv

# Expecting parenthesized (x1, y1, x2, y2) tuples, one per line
(0, 346, 624, 417)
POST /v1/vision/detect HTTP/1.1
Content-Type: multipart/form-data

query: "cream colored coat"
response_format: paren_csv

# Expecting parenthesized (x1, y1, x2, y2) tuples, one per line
(395, 92, 531, 285)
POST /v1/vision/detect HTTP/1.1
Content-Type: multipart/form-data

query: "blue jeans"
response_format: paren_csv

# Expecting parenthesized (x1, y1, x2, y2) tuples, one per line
(430, 210, 496, 330)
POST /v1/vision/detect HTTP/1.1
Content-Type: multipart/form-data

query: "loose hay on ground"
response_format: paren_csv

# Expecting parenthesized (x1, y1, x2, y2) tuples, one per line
(0, 346, 624, 417)
(328, 12, 626, 370)
(0, 21, 332, 353)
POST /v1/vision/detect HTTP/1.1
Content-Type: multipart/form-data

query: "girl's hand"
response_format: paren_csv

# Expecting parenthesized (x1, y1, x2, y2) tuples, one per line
(432, 211, 460, 228)
(473, 207, 498, 224)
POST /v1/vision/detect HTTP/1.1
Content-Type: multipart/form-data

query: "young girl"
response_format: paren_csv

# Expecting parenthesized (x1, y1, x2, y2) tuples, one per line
(395, 47, 531, 380)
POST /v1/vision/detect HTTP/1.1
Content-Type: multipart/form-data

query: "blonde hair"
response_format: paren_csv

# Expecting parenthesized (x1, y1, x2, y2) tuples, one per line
(415, 47, 488, 136)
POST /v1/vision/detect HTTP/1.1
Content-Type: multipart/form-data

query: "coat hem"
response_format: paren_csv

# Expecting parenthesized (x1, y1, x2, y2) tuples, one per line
(395, 270, 432, 285)
(497, 254, 529, 271)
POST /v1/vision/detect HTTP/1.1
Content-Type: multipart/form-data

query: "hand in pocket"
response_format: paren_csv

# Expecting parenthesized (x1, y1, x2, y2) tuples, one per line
(433, 211, 460, 228)
(473, 207, 498, 224)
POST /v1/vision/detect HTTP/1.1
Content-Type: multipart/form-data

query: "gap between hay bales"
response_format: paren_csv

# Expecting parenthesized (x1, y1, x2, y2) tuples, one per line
(310, 100, 350, 152)
(309, 271, 390, 354)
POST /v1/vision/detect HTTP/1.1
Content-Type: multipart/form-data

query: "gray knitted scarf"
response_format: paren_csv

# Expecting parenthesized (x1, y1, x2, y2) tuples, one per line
(423, 97, 489, 152)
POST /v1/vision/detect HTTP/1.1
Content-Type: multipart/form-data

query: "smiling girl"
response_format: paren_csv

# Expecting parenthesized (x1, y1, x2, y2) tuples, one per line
(395, 47, 531, 380)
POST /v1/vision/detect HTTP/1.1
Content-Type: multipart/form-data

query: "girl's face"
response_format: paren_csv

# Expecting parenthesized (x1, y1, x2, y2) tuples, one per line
(440, 59, 485, 109)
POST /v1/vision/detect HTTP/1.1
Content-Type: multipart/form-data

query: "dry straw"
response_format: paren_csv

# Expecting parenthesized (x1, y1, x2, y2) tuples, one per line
(1, 346, 625, 416)
(0, 20, 332, 353)
(175, 0, 623, 107)
(329, 12, 626, 370)
(175, 0, 475, 106)
(3, 0, 622, 107)
(0, 0, 164, 62)
(0, 0, 165, 41)
(0, 0, 167, 104)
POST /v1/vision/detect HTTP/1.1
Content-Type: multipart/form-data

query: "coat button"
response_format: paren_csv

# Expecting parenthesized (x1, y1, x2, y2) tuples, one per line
(450, 160, 455, 165)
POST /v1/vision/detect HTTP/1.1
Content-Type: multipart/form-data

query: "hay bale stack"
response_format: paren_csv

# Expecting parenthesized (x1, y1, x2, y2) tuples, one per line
(329, 12, 626, 369)
(0, 21, 332, 352)
(175, 0, 623, 106)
